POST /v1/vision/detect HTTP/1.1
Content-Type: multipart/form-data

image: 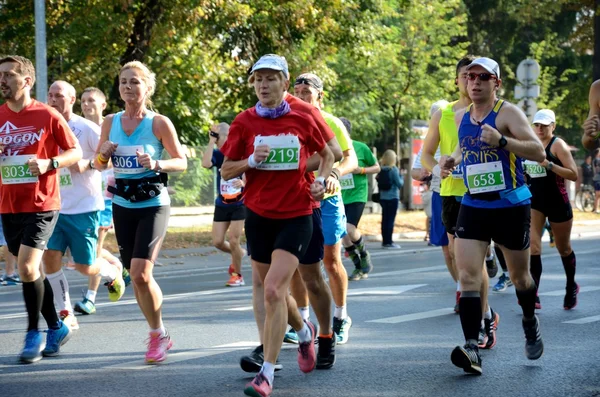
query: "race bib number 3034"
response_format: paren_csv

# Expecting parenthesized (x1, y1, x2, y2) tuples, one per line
(466, 161, 506, 194)
(112, 145, 145, 174)
(254, 135, 300, 171)
(1, 155, 37, 185)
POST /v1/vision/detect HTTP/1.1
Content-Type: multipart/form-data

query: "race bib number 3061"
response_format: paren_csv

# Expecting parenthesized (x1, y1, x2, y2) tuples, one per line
(1, 155, 37, 185)
(254, 135, 300, 171)
(466, 161, 506, 194)
(112, 145, 145, 174)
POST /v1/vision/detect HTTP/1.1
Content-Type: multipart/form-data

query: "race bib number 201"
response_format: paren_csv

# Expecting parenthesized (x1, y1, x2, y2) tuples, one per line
(1, 155, 37, 185)
(254, 135, 300, 171)
(112, 145, 145, 174)
(466, 161, 506, 194)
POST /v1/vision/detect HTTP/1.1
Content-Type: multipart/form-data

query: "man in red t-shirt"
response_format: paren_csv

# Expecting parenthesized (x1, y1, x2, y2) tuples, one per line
(0, 55, 82, 363)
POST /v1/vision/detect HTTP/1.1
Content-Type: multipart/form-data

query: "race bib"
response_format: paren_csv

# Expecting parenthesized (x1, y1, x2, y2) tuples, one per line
(1, 155, 37, 185)
(220, 177, 242, 201)
(111, 145, 145, 174)
(523, 160, 547, 178)
(254, 135, 300, 171)
(466, 161, 506, 194)
(451, 167, 463, 180)
(339, 173, 355, 190)
(59, 167, 73, 188)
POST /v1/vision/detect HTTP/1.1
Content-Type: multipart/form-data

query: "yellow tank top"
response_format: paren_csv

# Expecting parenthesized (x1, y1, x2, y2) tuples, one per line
(439, 101, 468, 197)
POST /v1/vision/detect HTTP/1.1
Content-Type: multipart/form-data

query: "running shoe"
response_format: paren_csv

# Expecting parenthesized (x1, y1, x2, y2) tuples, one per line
(122, 268, 131, 287)
(0, 274, 4, 284)
(454, 291, 461, 314)
(485, 255, 498, 278)
(105, 275, 125, 302)
(145, 331, 173, 364)
(59, 310, 79, 331)
(360, 251, 373, 274)
(451, 343, 482, 375)
(316, 334, 336, 369)
(226, 272, 245, 287)
(20, 330, 43, 364)
(333, 316, 352, 345)
(283, 327, 299, 344)
(297, 321, 316, 373)
(477, 325, 488, 348)
(4, 273, 21, 285)
(493, 273, 511, 292)
(382, 243, 401, 249)
(522, 315, 544, 360)
(348, 268, 366, 281)
(244, 372, 272, 397)
(563, 283, 579, 310)
(239, 345, 283, 373)
(42, 321, 72, 357)
(74, 297, 96, 315)
(481, 309, 499, 349)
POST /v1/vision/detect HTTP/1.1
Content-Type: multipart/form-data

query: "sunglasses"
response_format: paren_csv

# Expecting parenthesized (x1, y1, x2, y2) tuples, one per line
(467, 73, 497, 81)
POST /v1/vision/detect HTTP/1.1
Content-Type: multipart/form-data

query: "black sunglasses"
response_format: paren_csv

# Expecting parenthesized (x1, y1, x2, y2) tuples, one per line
(467, 72, 497, 81)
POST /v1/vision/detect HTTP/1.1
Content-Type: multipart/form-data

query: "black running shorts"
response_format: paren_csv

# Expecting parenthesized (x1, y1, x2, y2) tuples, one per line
(455, 204, 531, 251)
(214, 205, 246, 222)
(245, 208, 312, 264)
(344, 202, 366, 227)
(300, 208, 324, 265)
(530, 194, 573, 224)
(112, 204, 170, 269)
(441, 196, 462, 234)
(2, 211, 59, 256)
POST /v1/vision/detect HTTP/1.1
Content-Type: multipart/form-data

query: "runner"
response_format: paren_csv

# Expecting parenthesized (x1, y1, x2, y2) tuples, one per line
(0, 55, 82, 363)
(439, 57, 546, 374)
(582, 79, 600, 150)
(293, 72, 358, 344)
(74, 86, 130, 316)
(525, 109, 579, 310)
(43, 81, 126, 331)
(0, 222, 19, 285)
(339, 117, 379, 281)
(202, 122, 246, 287)
(422, 57, 499, 349)
(95, 61, 188, 363)
(220, 54, 334, 397)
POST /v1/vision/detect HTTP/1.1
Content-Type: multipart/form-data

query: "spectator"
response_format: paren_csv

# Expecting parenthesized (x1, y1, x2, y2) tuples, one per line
(377, 149, 404, 248)
(582, 154, 594, 186)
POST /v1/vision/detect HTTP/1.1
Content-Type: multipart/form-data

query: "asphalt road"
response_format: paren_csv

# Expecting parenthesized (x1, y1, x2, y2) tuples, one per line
(1, 237, 600, 397)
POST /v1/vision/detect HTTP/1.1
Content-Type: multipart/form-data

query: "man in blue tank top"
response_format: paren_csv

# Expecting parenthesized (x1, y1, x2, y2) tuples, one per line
(439, 57, 546, 375)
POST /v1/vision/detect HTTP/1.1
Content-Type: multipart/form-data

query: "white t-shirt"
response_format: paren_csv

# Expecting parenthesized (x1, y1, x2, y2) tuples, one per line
(60, 114, 105, 214)
(413, 146, 441, 193)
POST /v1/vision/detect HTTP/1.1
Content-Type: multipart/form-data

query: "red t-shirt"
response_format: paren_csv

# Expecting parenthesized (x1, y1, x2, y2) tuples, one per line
(0, 100, 78, 213)
(221, 107, 326, 219)
(285, 94, 335, 209)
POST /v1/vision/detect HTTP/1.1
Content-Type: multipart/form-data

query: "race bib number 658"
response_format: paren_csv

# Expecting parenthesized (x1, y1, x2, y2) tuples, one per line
(466, 161, 506, 194)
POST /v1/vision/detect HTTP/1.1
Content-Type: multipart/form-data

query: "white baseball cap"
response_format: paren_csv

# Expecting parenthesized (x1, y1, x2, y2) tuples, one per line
(532, 109, 556, 125)
(466, 57, 500, 79)
(250, 54, 289, 78)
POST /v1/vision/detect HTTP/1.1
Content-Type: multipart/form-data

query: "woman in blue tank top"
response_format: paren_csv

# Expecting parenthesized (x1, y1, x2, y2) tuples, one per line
(95, 61, 187, 364)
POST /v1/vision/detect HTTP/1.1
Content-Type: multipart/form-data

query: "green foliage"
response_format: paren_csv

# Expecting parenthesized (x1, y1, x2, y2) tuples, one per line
(169, 156, 215, 206)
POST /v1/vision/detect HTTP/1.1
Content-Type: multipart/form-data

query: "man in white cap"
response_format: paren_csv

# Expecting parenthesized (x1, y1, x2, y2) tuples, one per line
(438, 57, 546, 375)
(582, 80, 600, 150)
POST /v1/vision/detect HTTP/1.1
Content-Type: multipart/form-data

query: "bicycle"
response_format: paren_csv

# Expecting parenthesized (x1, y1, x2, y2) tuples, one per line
(575, 184, 595, 212)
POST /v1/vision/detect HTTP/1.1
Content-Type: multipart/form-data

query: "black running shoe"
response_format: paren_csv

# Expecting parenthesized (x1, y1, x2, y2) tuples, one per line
(316, 334, 336, 369)
(482, 309, 499, 349)
(451, 343, 482, 375)
(240, 345, 283, 373)
(563, 283, 579, 310)
(486, 256, 498, 278)
(522, 315, 544, 360)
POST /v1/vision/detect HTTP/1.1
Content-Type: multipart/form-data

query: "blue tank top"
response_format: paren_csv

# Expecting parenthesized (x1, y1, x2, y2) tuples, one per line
(109, 111, 170, 208)
(459, 100, 529, 209)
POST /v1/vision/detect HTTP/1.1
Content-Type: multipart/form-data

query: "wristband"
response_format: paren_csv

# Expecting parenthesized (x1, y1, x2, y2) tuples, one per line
(330, 168, 341, 180)
(432, 164, 441, 177)
(97, 153, 109, 164)
(247, 153, 259, 168)
(315, 176, 326, 186)
(360, 167, 366, 175)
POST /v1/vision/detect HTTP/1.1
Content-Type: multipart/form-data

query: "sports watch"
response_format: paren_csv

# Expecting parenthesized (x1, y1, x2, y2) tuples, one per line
(498, 136, 507, 148)
(50, 158, 59, 170)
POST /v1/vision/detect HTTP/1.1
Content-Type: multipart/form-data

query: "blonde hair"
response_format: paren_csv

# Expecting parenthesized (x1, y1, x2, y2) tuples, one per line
(120, 61, 156, 108)
(247, 70, 288, 85)
(380, 149, 397, 167)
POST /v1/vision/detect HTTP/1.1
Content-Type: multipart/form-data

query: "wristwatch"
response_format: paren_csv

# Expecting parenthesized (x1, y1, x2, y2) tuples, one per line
(50, 158, 59, 170)
(498, 136, 508, 148)
(89, 159, 95, 170)
(546, 161, 554, 171)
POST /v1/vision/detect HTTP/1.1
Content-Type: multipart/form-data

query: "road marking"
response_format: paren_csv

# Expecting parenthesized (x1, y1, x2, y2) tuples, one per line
(214, 341, 260, 348)
(367, 308, 454, 324)
(225, 306, 253, 311)
(347, 284, 426, 296)
(563, 315, 600, 325)
(539, 286, 600, 297)
(368, 266, 447, 278)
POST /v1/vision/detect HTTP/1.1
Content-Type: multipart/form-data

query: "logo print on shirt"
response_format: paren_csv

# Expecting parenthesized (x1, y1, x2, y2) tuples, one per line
(0, 121, 45, 155)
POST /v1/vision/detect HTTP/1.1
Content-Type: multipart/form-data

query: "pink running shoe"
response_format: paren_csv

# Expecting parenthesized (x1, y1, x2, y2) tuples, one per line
(145, 331, 173, 364)
(297, 321, 316, 373)
(244, 372, 272, 397)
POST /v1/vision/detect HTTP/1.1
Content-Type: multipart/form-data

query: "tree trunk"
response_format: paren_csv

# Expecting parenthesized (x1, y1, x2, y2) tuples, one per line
(595, 0, 600, 81)
(110, 0, 168, 106)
